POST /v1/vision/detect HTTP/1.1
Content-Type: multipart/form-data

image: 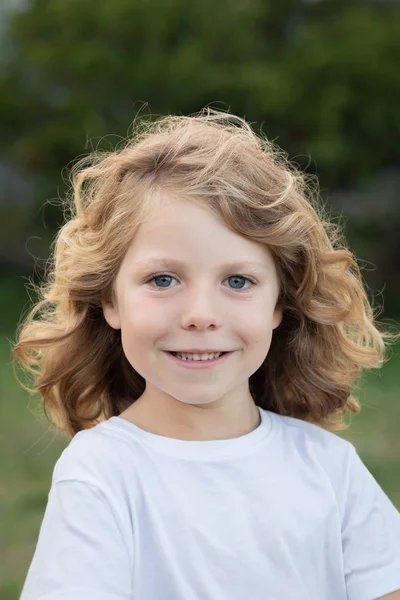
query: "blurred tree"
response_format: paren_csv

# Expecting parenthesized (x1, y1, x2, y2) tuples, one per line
(2, 0, 399, 182)
(0, 0, 399, 309)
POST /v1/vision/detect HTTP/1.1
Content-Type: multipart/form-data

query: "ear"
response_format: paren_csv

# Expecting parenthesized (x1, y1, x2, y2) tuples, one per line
(102, 297, 121, 330)
(272, 303, 283, 330)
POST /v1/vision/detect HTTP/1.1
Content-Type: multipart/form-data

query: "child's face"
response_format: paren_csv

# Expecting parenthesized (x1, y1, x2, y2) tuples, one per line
(103, 196, 282, 409)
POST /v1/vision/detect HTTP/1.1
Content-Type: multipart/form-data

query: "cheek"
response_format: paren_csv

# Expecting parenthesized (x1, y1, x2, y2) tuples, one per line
(119, 315, 163, 376)
(238, 297, 277, 331)
(239, 307, 276, 351)
(118, 300, 171, 356)
(250, 327, 273, 353)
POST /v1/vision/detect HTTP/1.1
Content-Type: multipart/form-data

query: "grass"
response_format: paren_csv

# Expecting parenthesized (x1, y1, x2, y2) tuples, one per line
(1, 277, 399, 599)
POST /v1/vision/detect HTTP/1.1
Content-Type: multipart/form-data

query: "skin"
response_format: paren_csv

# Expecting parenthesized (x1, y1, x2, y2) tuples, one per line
(103, 195, 283, 441)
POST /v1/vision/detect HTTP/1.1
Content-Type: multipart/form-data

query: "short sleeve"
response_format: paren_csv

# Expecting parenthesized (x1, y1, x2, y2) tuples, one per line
(342, 446, 400, 600)
(19, 479, 134, 600)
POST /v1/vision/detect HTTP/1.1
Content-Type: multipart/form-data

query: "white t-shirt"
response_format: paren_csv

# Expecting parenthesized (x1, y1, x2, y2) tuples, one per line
(20, 406, 400, 600)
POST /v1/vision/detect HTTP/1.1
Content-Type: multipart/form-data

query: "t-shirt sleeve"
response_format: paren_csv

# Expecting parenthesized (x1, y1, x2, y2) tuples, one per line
(19, 479, 133, 600)
(342, 445, 400, 600)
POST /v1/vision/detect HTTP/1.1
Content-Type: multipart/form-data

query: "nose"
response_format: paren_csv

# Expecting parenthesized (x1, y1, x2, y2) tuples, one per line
(180, 285, 221, 330)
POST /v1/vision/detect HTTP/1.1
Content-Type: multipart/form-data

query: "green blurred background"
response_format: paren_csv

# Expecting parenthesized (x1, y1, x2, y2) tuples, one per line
(1, 1, 399, 598)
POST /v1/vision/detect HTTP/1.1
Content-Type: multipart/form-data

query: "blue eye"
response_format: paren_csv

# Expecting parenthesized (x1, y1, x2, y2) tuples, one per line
(146, 274, 256, 291)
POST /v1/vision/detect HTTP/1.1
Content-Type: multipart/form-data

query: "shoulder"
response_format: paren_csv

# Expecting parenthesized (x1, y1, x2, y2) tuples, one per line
(268, 410, 357, 489)
(271, 410, 354, 454)
(53, 417, 133, 489)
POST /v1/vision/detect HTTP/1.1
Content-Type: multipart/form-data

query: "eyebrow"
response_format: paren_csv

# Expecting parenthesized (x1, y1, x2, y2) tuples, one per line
(134, 257, 268, 271)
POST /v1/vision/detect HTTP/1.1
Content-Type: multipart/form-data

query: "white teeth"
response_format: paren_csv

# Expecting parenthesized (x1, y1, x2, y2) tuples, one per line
(173, 352, 222, 361)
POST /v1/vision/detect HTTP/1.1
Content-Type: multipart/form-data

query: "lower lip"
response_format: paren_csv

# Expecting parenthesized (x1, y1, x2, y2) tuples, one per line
(164, 351, 234, 369)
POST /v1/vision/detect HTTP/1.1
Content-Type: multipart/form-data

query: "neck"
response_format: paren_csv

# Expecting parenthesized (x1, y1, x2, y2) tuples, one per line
(119, 391, 261, 441)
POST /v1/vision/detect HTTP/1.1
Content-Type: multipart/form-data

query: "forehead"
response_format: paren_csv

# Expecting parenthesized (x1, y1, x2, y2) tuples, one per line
(124, 195, 276, 267)
(133, 256, 271, 274)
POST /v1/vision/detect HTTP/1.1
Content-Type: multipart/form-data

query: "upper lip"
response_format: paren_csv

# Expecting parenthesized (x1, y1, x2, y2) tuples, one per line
(167, 349, 230, 353)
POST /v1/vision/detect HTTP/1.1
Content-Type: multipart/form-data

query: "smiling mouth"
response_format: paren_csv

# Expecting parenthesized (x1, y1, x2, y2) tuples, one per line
(164, 350, 233, 364)
(169, 351, 227, 357)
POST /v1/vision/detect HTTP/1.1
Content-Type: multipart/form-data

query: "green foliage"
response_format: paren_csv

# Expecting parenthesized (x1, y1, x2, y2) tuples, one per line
(1, 0, 400, 185)
(0, 0, 399, 307)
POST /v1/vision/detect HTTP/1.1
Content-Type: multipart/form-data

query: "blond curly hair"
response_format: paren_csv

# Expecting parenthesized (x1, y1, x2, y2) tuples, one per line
(13, 109, 398, 438)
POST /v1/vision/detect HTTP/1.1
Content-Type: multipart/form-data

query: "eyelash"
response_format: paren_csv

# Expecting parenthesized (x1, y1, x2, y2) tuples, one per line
(144, 273, 258, 293)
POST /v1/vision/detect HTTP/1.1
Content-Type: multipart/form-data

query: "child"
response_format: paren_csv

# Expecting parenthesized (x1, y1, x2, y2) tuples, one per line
(14, 109, 400, 600)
